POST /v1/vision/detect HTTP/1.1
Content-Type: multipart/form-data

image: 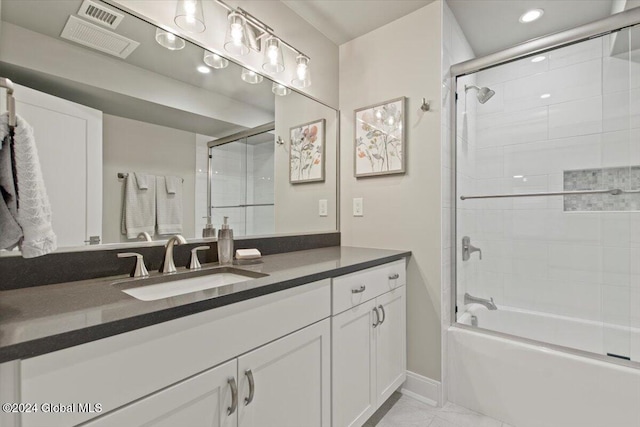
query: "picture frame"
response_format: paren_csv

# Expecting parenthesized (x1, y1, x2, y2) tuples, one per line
(289, 118, 326, 184)
(354, 96, 406, 177)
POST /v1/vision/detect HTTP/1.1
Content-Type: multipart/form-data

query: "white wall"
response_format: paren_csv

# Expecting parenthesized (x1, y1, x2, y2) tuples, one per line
(456, 31, 640, 358)
(103, 114, 197, 243)
(274, 91, 337, 234)
(340, 1, 443, 381)
(112, 0, 339, 108)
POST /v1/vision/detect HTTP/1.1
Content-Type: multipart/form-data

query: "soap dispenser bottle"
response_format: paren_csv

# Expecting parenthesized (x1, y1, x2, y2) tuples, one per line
(202, 216, 216, 238)
(217, 216, 234, 265)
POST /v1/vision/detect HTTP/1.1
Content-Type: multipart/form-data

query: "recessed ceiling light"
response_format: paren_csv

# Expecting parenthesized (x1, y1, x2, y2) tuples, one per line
(540, 93, 551, 99)
(519, 9, 544, 23)
(531, 55, 546, 63)
(197, 65, 211, 74)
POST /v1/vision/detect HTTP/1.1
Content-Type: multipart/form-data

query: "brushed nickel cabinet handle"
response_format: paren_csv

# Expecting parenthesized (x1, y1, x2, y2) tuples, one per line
(389, 273, 400, 280)
(378, 304, 386, 325)
(244, 369, 255, 405)
(372, 307, 380, 328)
(227, 377, 238, 415)
(352, 285, 366, 294)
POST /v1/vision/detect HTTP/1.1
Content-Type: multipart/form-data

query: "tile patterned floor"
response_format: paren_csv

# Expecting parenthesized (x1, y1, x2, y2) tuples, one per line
(364, 392, 514, 427)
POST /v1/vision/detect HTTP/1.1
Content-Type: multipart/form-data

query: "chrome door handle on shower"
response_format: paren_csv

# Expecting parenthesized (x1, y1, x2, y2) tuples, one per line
(244, 369, 255, 405)
(462, 236, 482, 261)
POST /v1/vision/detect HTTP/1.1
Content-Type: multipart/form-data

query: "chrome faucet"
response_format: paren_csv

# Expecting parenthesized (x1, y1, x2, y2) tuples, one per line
(160, 234, 187, 273)
(464, 292, 497, 310)
(462, 236, 482, 261)
(137, 231, 152, 242)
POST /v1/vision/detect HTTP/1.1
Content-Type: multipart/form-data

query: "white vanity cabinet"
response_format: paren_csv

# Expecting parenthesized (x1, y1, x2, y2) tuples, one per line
(331, 260, 407, 427)
(82, 319, 331, 427)
(19, 280, 331, 427)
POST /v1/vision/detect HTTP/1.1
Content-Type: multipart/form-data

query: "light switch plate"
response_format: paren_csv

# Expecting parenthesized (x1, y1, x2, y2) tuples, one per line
(353, 198, 363, 216)
(319, 199, 328, 216)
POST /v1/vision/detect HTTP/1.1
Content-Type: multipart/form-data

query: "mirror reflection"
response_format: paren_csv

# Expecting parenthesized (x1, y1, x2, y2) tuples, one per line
(0, 0, 337, 251)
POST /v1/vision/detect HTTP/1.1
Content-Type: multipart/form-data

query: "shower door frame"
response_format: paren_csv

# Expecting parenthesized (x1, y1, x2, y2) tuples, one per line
(448, 6, 640, 369)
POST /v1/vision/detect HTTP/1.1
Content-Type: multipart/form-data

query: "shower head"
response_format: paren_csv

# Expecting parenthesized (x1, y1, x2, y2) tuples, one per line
(465, 84, 495, 104)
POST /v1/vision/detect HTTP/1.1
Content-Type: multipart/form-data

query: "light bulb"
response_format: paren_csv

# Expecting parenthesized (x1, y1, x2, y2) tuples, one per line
(262, 37, 284, 73)
(231, 23, 243, 45)
(291, 55, 311, 87)
(224, 13, 250, 55)
(174, 0, 205, 33)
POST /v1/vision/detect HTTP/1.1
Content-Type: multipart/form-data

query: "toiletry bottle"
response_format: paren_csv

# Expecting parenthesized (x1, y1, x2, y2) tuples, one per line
(202, 216, 216, 238)
(217, 216, 234, 265)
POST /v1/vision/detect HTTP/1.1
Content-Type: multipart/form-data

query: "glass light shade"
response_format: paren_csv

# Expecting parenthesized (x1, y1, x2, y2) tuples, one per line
(224, 12, 250, 56)
(155, 28, 185, 50)
(291, 55, 311, 88)
(241, 68, 263, 84)
(203, 51, 229, 69)
(262, 37, 284, 73)
(174, 0, 205, 33)
(272, 83, 290, 96)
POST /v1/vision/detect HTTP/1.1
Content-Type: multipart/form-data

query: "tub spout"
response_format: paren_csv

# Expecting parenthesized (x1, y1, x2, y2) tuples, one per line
(464, 292, 497, 310)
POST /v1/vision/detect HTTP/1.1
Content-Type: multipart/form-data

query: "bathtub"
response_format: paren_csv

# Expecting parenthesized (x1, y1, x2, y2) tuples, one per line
(458, 304, 640, 361)
(448, 304, 640, 427)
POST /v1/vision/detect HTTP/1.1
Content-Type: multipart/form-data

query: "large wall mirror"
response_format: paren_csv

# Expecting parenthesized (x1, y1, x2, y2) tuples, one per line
(0, 0, 338, 253)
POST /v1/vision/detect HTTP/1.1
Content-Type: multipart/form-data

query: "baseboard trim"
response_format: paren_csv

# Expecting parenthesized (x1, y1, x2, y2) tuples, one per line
(400, 371, 441, 407)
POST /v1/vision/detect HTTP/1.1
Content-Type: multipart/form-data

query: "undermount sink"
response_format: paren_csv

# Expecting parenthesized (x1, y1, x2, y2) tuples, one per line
(113, 267, 268, 301)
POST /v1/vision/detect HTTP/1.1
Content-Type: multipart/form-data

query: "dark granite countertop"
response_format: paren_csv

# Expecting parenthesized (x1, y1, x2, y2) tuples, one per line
(0, 246, 410, 363)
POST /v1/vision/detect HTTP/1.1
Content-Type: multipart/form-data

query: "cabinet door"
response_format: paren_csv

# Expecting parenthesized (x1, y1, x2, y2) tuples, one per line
(375, 286, 406, 404)
(83, 360, 238, 427)
(331, 299, 378, 427)
(237, 319, 330, 427)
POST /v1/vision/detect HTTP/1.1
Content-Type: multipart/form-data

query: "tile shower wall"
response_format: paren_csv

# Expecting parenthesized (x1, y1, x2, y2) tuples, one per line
(458, 29, 640, 358)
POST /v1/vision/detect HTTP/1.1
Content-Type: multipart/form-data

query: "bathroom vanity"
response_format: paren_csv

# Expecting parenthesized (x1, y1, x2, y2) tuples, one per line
(0, 247, 408, 427)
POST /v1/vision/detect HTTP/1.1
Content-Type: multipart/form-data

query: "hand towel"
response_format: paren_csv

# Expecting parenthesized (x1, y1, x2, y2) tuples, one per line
(0, 113, 57, 257)
(121, 172, 156, 239)
(0, 134, 22, 250)
(165, 175, 180, 194)
(134, 172, 149, 190)
(156, 175, 183, 235)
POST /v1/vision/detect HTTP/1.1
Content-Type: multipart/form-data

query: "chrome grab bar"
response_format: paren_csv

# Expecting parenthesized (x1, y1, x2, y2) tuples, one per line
(460, 188, 626, 200)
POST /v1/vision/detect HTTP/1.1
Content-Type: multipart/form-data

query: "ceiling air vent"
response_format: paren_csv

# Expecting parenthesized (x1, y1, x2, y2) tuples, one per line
(61, 16, 140, 59)
(77, 0, 124, 29)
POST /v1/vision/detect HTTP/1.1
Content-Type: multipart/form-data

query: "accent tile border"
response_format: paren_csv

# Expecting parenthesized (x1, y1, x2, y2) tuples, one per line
(564, 166, 640, 212)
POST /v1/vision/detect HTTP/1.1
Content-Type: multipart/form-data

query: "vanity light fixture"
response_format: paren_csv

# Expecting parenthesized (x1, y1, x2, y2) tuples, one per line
(214, 0, 311, 85)
(241, 68, 263, 84)
(197, 65, 211, 74)
(292, 55, 311, 88)
(224, 12, 250, 55)
(531, 55, 546, 63)
(272, 83, 290, 96)
(174, 0, 206, 33)
(519, 9, 544, 23)
(263, 36, 284, 73)
(204, 51, 229, 69)
(155, 28, 185, 50)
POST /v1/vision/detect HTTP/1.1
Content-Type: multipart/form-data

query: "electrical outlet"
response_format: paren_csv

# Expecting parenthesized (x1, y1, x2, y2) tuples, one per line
(353, 198, 363, 216)
(319, 199, 328, 217)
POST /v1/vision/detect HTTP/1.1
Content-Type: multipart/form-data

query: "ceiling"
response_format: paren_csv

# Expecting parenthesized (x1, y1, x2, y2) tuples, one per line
(447, 0, 622, 57)
(281, 0, 435, 45)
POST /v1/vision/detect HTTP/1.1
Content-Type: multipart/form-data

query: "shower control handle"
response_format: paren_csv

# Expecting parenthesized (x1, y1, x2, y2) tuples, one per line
(462, 236, 482, 261)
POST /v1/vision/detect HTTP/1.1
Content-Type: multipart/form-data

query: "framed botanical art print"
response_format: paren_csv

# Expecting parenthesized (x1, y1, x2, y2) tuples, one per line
(289, 118, 326, 184)
(354, 96, 406, 177)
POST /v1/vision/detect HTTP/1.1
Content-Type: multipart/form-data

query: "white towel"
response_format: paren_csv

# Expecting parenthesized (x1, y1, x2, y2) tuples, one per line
(156, 175, 182, 235)
(165, 175, 180, 194)
(121, 172, 156, 239)
(0, 113, 57, 258)
(134, 172, 149, 190)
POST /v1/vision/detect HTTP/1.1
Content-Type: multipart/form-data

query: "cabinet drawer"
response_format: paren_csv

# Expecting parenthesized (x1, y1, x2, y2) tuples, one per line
(332, 259, 406, 314)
